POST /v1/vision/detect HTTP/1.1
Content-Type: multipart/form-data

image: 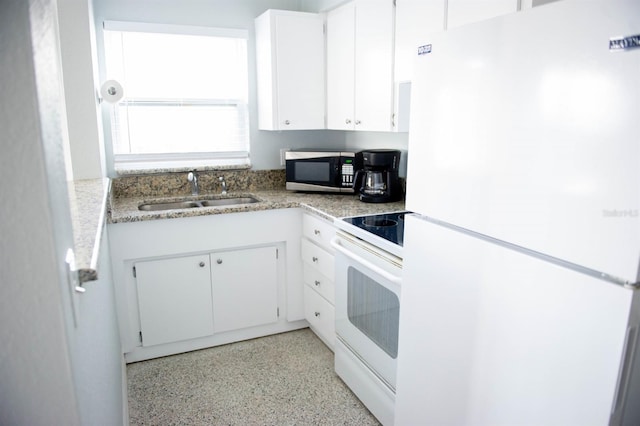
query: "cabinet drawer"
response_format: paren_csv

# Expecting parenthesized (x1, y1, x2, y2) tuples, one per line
(301, 238, 335, 279)
(303, 263, 335, 305)
(302, 214, 336, 251)
(304, 285, 335, 350)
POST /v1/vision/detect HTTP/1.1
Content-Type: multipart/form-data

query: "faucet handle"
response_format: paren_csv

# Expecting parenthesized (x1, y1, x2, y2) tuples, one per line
(187, 171, 195, 182)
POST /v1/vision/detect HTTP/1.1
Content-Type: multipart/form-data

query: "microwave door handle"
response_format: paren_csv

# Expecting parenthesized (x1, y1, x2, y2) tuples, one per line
(331, 237, 402, 285)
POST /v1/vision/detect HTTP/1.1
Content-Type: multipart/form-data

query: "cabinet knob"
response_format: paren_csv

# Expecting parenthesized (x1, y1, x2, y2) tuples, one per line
(199, 261, 205, 267)
(284, 120, 290, 125)
(345, 119, 351, 124)
(312, 256, 318, 263)
(314, 229, 320, 235)
(355, 120, 361, 125)
(314, 311, 320, 317)
(216, 259, 223, 264)
(314, 280, 320, 286)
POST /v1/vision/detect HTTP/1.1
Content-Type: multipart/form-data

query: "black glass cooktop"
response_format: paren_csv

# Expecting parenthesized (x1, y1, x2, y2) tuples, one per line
(342, 211, 412, 246)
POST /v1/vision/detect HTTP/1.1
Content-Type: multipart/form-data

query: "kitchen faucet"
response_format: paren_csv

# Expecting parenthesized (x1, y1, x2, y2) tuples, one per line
(187, 171, 199, 196)
(219, 176, 228, 195)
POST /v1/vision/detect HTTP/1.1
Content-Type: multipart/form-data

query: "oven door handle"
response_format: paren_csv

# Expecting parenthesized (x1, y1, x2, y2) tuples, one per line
(331, 237, 402, 285)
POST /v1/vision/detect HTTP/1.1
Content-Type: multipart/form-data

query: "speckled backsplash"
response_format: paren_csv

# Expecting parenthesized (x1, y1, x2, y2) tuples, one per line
(111, 169, 286, 198)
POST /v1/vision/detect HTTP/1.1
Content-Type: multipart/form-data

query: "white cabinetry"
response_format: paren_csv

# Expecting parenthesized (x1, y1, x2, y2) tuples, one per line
(301, 213, 337, 349)
(135, 254, 214, 347)
(447, 0, 519, 29)
(255, 10, 325, 130)
(211, 246, 278, 333)
(326, 0, 395, 132)
(109, 209, 305, 362)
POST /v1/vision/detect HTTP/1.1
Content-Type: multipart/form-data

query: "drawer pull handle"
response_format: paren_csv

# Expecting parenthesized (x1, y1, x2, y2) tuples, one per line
(314, 311, 320, 317)
(217, 259, 223, 264)
(314, 280, 320, 286)
(199, 261, 206, 267)
(312, 256, 318, 263)
(314, 229, 320, 235)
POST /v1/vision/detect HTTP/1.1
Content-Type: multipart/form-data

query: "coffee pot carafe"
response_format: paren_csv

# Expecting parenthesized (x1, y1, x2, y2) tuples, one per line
(353, 149, 403, 203)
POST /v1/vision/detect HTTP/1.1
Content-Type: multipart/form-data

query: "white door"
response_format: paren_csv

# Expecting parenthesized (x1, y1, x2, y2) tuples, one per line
(394, 0, 446, 83)
(274, 13, 325, 129)
(135, 254, 214, 346)
(405, 1, 640, 280)
(353, 0, 395, 131)
(326, 1, 355, 130)
(211, 246, 278, 333)
(396, 215, 634, 425)
(333, 234, 401, 389)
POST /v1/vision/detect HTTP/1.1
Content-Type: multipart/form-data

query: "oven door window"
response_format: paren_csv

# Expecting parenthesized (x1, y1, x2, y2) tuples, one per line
(347, 266, 400, 359)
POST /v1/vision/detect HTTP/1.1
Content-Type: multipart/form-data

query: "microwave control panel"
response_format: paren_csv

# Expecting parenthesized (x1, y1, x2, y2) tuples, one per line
(340, 157, 355, 187)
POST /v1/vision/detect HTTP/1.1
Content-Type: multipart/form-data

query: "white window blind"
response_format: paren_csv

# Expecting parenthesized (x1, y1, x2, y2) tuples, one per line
(103, 21, 250, 169)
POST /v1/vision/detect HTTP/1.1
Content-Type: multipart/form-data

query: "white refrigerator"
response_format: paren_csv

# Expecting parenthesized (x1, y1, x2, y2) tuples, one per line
(396, 1, 640, 425)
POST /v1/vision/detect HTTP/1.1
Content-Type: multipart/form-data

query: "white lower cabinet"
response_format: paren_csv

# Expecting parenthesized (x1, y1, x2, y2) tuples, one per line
(135, 254, 214, 347)
(301, 213, 337, 350)
(109, 209, 306, 362)
(211, 246, 278, 333)
(304, 285, 336, 348)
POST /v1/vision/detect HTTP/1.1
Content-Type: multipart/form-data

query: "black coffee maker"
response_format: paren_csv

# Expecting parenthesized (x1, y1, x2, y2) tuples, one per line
(353, 149, 403, 203)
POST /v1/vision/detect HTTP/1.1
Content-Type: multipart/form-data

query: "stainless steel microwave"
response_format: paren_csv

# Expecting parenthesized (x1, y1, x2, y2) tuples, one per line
(285, 150, 362, 193)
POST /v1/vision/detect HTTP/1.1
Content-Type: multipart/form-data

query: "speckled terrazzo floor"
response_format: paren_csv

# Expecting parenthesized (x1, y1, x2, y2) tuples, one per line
(127, 329, 381, 425)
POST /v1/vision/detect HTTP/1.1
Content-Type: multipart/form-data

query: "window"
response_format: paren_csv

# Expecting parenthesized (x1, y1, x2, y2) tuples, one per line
(103, 22, 250, 170)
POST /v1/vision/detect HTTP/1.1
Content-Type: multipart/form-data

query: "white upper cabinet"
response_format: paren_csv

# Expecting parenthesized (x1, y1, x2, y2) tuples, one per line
(447, 0, 519, 29)
(326, 0, 395, 132)
(255, 10, 325, 130)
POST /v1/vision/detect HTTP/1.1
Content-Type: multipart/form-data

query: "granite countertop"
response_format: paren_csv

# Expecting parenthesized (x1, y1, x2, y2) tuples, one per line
(74, 172, 405, 283)
(109, 189, 406, 224)
(67, 178, 111, 283)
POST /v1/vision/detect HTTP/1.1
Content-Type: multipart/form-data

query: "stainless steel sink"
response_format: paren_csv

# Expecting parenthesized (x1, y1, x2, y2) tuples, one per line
(138, 196, 260, 211)
(200, 197, 260, 207)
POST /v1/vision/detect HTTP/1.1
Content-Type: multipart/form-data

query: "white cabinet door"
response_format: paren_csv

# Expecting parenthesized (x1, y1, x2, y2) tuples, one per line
(255, 10, 325, 130)
(326, 2, 356, 130)
(353, 0, 395, 132)
(447, 0, 518, 29)
(327, 0, 395, 132)
(211, 246, 278, 333)
(135, 254, 214, 347)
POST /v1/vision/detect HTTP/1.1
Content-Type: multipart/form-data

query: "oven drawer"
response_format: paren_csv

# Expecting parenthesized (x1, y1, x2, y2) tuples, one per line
(303, 263, 335, 305)
(303, 214, 336, 252)
(304, 285, 335, 350)
(301, 238, 335, 279)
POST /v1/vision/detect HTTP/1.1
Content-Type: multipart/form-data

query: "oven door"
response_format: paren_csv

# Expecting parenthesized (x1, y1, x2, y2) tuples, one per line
(332, 231, 402, 390)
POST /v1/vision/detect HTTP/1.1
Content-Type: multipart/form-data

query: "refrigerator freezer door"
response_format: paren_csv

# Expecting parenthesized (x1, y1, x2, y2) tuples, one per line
(395, 215, 635, 425)
(406, 0, 640, 282)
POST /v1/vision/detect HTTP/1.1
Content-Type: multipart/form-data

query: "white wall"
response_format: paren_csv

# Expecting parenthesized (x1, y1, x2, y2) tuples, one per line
(58, 0, 106, 179)
(1, 1, 125, 424)
(92, 0, 348, 173)
(71, 227, 126, 425)
(0, 0, 80, 423)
